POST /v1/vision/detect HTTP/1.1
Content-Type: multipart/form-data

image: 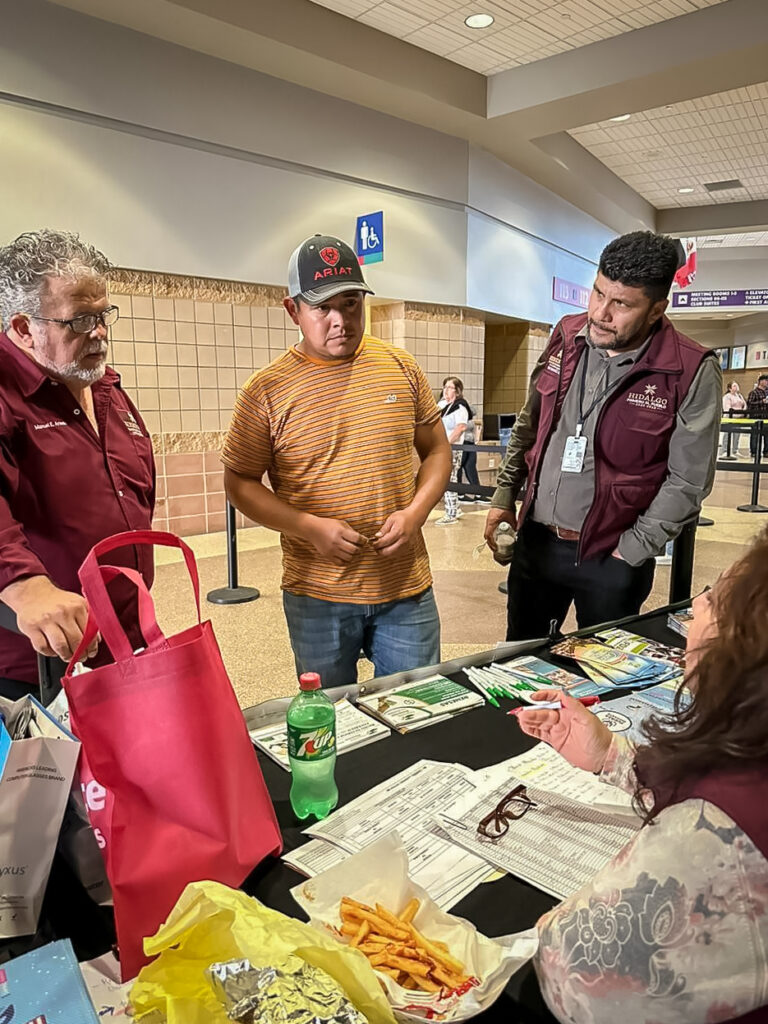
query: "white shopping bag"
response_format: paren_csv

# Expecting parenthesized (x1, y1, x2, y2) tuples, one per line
(0, 694, 81, 938)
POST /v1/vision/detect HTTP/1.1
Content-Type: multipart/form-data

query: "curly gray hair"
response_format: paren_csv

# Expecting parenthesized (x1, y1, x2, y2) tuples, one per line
(0, 229, 112, 329)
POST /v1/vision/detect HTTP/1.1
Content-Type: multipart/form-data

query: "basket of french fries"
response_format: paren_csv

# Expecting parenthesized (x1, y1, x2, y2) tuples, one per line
(291, 833, 537, 1022)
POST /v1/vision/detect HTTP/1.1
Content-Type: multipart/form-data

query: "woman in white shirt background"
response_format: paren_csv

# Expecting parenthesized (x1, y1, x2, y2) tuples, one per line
(721, 380, 747, 457)
(435, 376, 470, 525)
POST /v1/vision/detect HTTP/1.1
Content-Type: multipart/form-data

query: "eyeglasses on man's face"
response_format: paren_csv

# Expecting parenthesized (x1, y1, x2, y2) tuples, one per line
(476, 784, 537, 840)
(27, 305, 120, 335)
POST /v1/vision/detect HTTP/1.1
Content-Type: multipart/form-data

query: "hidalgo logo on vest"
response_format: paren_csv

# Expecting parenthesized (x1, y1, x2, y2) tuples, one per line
(626, 383, 668, 412)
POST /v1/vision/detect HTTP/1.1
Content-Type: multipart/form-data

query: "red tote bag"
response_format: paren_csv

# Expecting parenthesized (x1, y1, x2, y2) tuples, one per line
(63, 530, 282, 981)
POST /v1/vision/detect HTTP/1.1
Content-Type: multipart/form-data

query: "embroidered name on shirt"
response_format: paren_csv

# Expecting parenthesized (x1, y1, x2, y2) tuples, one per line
(33, 420, 67, 430)
(546, 355, 562, 376)
(626, 384, 669, 411)
(120, 410, 144, 437)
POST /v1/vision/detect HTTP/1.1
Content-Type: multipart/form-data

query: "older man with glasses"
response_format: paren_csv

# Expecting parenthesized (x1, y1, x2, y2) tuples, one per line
(0, 229, 155, 698)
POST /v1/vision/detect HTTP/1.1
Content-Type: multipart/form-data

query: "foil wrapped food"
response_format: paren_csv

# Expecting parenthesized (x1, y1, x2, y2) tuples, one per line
(207, 954, 369, 1024)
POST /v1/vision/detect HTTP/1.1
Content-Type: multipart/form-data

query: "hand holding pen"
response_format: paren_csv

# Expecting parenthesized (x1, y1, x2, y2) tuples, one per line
(510, 689, 613, 774)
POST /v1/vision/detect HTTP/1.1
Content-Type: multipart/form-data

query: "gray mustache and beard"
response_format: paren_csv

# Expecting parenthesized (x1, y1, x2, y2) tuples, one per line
(37, 342, 108, 385)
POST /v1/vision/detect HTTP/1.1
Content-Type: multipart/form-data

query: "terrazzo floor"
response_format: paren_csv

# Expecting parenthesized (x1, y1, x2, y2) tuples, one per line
(151, 466, 768, 709)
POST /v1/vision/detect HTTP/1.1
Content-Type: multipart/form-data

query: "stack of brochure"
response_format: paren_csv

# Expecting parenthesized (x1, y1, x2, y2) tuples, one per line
(667, 608, 693, 638)
(595, 627, 685, 667)
(356, 674, 484, 733)
(550, 636, 680, 689)
(489, 654, 609, 699)
(250, 697, 390, 770)
(591, 678, 691, 745)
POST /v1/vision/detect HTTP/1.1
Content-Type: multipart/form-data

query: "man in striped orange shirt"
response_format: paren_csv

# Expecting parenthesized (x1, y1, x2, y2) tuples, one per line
(222, 234, 451, 687)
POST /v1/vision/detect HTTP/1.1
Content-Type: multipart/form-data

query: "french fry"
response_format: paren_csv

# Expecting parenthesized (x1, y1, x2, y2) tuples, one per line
(410, 974, 441, 993)
(342, 896, 374, 914)
(430, 964, 466, 989)
(376, 903, 406, 929)
(349, 909, 409, 940)
(379, 955, 432, 977)
(350, 920, 370, 949)
(399, 898, 420, 924)
(338, 896, 471, 996)
(409, 925, 465, 975)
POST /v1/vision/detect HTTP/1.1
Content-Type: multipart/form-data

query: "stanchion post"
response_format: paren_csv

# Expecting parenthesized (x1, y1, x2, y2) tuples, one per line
(737, 421, 768, 513)
(669, 519, 697, 604)
(206, 501, 261, 605)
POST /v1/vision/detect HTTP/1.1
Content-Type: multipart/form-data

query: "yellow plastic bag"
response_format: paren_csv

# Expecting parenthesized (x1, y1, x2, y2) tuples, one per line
(129, 880, 397, 1024)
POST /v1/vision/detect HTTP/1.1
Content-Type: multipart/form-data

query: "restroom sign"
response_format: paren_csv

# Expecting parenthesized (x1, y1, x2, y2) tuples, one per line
(355, 211, 384, 265)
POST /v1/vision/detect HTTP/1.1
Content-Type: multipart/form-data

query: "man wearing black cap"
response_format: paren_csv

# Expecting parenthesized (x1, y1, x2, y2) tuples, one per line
(223, 234, 451, 687)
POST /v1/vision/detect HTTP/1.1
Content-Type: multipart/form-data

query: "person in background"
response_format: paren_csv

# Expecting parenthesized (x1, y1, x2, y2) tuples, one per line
(435, 376, 469, 526)
(457, 403, 489, 505)
(485, 231, 721, 641)
(516, 526, 768, 1023)
(720, 380, 747, 457)
(0, 230, 155, 698)
(222, 234, 450, 687)
(746, 373, 768, 460)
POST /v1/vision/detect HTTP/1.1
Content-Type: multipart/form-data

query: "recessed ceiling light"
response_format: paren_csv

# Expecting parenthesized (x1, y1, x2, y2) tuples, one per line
(609, 114, 631, 122)
(464, 13, 494, 28)
(678, 187, 695, 194)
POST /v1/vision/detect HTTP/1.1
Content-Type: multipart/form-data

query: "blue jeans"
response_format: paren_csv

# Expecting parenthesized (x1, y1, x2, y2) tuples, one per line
(282, 588, 441, 688)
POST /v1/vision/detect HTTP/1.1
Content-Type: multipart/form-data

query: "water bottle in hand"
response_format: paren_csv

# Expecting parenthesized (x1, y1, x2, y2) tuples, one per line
(287, 672, 338, 821)
(493, 522, 517, 566)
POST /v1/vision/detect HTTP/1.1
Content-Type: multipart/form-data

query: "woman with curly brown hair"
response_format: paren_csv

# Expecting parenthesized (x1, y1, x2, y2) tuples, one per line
(515, 527, 768, 1024)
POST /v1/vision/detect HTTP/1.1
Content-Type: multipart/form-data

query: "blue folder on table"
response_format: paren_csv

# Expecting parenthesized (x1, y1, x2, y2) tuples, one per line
(0, 939, 98, 1023)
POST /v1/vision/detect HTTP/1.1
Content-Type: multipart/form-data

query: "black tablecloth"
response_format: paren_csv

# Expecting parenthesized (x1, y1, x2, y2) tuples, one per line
(1, 606, 686, 1022)
(243, 607, 686, 1023)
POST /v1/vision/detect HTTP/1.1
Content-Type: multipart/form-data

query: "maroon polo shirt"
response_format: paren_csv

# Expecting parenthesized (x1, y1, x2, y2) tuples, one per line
(0, 332, 155, 685)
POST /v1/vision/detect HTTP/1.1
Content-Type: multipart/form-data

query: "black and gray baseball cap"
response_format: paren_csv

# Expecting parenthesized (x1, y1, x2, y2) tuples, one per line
(287, 234, 374, 305)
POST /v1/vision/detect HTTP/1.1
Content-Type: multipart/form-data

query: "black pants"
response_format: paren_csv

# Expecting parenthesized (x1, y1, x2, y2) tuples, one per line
(506, 520, 656, 641)
(749, 421, 766, 459)
(0, 676, 37, 700)
(458, 445, 480, 490)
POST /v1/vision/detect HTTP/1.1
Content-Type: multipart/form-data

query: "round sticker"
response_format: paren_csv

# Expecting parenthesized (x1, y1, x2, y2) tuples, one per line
(594, 709, 632, 732)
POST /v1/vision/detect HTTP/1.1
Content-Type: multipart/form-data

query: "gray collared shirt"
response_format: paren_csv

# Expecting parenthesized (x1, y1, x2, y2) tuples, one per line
(533, 337, 649, 534)
(492, 333, 722, 564)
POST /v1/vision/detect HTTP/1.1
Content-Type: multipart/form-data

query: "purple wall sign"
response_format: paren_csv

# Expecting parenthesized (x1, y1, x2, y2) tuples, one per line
(672, 289, 768, 309)
(553, 277, 591, 309)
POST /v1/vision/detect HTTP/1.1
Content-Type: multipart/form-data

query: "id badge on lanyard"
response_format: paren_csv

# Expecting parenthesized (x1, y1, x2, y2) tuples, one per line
(561, 423, 587, 473)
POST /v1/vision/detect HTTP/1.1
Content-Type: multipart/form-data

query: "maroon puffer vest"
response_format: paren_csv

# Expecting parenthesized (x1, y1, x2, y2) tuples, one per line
(518, 313, 714, 561)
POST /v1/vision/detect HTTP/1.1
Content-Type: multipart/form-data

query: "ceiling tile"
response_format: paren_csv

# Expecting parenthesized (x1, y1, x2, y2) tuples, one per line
(308, 0, 729, 72)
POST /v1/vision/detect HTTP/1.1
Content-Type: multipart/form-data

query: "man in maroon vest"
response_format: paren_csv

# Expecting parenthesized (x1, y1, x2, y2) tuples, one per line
(485, 231, 721, 641)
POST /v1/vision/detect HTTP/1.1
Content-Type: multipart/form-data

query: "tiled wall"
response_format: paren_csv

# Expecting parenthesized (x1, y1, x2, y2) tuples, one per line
(107, 269, 297, 537)
(370, 302, 485, 419)
(484, 321, 551, 415)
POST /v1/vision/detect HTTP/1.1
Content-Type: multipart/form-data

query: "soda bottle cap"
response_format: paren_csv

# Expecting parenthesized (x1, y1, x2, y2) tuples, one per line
(299, 672, 322, 691)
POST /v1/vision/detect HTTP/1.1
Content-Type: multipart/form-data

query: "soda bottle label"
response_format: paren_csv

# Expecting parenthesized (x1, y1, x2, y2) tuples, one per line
(287, 722, 336, 761)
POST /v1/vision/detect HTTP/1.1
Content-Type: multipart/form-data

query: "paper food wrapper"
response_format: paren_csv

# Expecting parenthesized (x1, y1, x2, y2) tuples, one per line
(291, 832, 538, 1022)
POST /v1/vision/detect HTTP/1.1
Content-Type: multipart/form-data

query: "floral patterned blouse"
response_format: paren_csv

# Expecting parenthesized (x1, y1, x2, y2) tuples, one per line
(534, 735, 768, 1023)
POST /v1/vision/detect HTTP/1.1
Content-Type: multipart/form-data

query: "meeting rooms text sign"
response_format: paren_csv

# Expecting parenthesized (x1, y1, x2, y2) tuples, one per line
(672, 289, 768, 309)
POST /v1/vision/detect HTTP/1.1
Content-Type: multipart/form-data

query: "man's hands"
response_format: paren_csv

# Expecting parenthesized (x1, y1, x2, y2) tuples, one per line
(303, 509, 422, 563)
(1, 576, 98, 662)
(304, 517, 367, 565)
(484, 506, 518, 551)
(372, 509, 419, 557)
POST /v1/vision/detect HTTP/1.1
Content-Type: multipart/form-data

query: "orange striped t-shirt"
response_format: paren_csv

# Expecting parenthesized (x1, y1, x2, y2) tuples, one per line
(221, 336, 440, 604)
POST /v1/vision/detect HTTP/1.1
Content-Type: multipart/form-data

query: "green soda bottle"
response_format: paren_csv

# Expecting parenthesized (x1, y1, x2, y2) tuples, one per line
(287, 672, 338, 821)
